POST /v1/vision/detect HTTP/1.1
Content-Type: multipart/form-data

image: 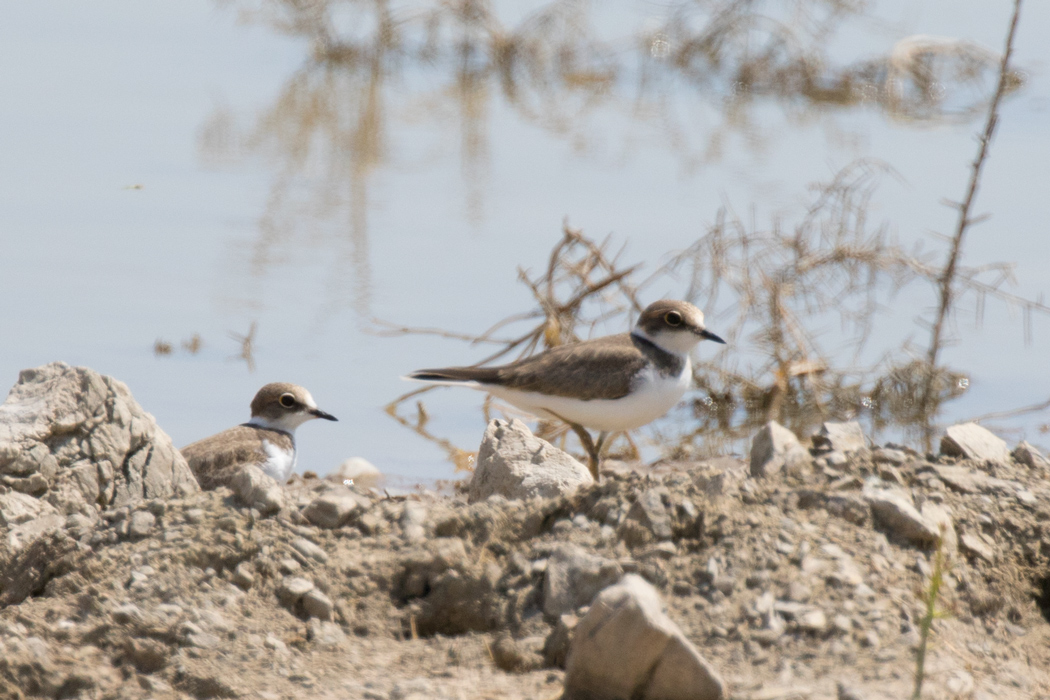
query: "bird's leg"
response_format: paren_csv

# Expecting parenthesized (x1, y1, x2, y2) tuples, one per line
(544, 410, 602, 481)
(566, 422, 600, 481)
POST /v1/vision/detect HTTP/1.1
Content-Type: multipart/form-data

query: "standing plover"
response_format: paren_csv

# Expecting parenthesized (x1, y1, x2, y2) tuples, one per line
(181, 383, 337, 489)
(407, 300, 725, 478)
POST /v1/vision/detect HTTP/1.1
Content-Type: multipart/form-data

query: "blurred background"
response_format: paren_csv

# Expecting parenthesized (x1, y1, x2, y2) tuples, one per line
(1, 0, 1047, 485)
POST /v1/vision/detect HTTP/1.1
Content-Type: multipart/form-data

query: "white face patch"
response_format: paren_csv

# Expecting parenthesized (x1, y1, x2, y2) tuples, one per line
(301, 390, 318, 410)
(248, 410, 317, 433)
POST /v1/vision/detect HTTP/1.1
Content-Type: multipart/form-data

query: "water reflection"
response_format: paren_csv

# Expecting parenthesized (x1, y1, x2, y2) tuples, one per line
(202, 0, 1019, 314)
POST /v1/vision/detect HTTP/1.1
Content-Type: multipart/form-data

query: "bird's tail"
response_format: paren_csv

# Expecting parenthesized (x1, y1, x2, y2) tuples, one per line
(403, 367, 500, 385)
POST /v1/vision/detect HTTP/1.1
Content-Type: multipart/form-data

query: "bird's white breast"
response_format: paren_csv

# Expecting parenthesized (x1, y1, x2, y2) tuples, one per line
(484, 357, 692, 432)
(258, 439, 297, 483)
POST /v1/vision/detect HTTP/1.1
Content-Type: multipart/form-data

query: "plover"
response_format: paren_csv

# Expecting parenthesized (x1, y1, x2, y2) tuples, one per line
(181, 383, 337, 489)
(407, 300, 725, 478)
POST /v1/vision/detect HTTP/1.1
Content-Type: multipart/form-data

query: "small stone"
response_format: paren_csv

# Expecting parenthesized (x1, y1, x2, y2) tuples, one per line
(401, 501, 428, 543)
(750, 422, 810, 478)
(872, 448, 907, 466)
(543, 544, 623, 617)
(469, 419, 592, 503)
(290, 537, 329, 563)
(302, 589, 333, 620)
(330, 457, 382, 488)
(127, 510, 155, 539)
(232, 562, 255, 590)
(813, 421, 866, 454)
(1012, 442, 1050, 470)
(277, 576, 315, 606)
(278, 558, 301, 575)
(543, 614, 578, 669)
(960, 533, 995, 562)
(940, 423, 1010, 464)
(112, 603, 144, 625)
(865, 486, 940, 545)
(303, 491, 367, 529)
(798, 609, 827, 633)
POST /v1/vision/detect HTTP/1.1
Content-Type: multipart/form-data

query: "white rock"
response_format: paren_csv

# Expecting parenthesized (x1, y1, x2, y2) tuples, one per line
(940, 423, 1010, 464)
(0, 492, 56, 526)
(302, 490, 367, 529)
(864, 486, 940, 545)
(469, 419, 592, 504)
(750, 421, 810, 478)
(0, 362, 198, 514)
(228, 465, 285, 514)
(329, 457, 381, 488)
(813, 421, 866, 454)
(564, 574, 725, 700)
(302, 589, 333, 620)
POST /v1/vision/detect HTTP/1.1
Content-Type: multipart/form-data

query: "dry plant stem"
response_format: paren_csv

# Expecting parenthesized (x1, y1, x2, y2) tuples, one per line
(912, 533, 949, 700)
(921, 0, 1023, 433)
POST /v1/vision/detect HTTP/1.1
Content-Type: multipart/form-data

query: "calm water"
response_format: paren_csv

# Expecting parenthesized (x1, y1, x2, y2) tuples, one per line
(2, 0, 1048, 482)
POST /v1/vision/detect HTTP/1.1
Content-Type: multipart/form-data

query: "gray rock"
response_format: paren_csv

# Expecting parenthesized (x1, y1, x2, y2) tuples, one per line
(813, 421, 866, 454)
(228, 465, 284, 514)
(1012, 442, 1050, 470)
(543, 544, 624, 617)
(127, 510, 155, 539)
(302, 589, 334, 620)
(798, 608, 827, 633)
(940, 423, 1010, 464)
(0, 491, 55, 526)
(0, 362, 198, 514)
(865, 486, 940, 545)
(302, 490, 367, 529)
(564, 574, 725, 700)
(750, 421, 810, 478)
(469, 419, 593, 504)
(620, 488, 673, 543)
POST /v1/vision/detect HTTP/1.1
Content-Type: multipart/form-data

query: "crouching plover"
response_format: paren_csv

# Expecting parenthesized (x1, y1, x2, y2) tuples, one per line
(181, 383, 337, 489)
(407, 300, 725, 479)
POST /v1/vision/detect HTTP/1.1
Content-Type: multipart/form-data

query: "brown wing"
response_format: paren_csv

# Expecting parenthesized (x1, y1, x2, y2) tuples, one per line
(181, 425, 291, 490)
(493, 333, 646, 400)
(411, 333, 646, 401)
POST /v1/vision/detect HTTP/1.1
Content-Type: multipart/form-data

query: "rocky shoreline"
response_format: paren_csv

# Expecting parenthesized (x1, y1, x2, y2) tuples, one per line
(1, 362, 1049, 699)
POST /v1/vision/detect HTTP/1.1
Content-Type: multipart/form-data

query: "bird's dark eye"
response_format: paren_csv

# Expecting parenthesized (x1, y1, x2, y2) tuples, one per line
(279, 393, 297, 408)
(664, 311, 683, 327)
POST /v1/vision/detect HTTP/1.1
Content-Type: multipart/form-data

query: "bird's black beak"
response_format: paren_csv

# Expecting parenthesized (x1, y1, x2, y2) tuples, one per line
(310, 408, 338, 421)
(698, 328, 726, 344)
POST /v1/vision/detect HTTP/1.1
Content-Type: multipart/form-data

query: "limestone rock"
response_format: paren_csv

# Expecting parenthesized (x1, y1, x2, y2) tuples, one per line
(813, 421, 867, 454)
(750, 421, 810, 478)
(276, 576, 315, 606)
(1012, 442, 1050, 470)
(543, 544, 624, 617)
(469, 419, 593, 504)
(564, 574, 725, 700)
(940, 423, 1010, 464)
(864, 486, 940, 545)
(329, 457, 382, 488)
(228, 465, 285, 514)
(127, 510, 155, 539)
(302, 490, 367, 529)
(0, 362, 198, 514)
